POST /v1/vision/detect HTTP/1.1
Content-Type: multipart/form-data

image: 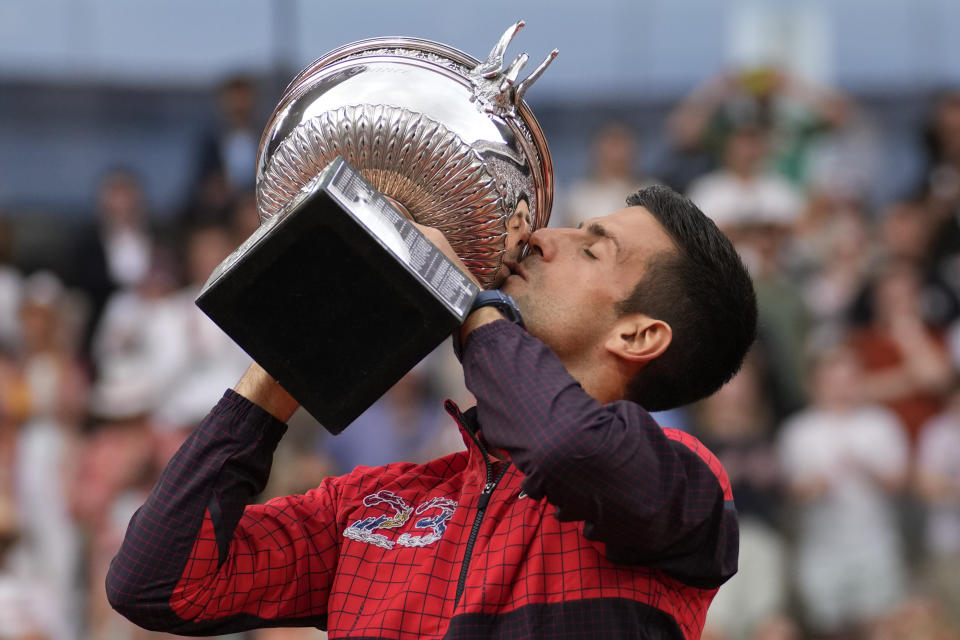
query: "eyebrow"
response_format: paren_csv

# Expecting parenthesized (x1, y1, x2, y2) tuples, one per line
(583, 222, 621, 256)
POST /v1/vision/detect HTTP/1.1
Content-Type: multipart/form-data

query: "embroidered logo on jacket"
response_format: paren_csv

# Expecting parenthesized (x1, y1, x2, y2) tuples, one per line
(344, 490, 458, 550)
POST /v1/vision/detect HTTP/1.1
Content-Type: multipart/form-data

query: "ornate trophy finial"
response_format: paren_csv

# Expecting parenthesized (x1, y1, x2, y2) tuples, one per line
(515, 49, 559, 103)
(468, 20, 558, 117)
(502, 52, 529, 88)
(475, 20, 526, 78)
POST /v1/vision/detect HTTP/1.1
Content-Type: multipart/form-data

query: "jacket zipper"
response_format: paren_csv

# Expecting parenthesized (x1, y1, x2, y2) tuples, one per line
(454, 461, 507, 608)
(448, 402, 508, 609)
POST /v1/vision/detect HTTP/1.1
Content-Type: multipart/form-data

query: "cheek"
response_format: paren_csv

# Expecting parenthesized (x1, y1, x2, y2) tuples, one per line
(518, 289, 608, 346)
(508, 264, 617, 330)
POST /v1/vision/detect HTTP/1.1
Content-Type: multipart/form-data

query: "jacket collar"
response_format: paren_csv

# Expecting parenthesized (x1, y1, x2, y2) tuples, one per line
(444, 400, 493, 480)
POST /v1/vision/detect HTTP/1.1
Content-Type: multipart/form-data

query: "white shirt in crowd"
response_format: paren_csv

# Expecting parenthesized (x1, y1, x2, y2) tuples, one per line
(90, 285, 251, 426)
(687, 170, 803, 229)
(778, 404, 907, 554)
(917, 411, 960, 556)
(778, 404, 909, 630)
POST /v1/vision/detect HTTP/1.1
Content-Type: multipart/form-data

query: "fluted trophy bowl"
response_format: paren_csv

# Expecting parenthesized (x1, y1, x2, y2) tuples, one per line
(197, 23, 557, 432)
(255, 21, 556, 287)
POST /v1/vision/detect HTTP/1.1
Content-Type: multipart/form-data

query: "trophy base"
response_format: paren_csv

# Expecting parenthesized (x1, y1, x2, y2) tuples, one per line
(197, 158, 479, 433)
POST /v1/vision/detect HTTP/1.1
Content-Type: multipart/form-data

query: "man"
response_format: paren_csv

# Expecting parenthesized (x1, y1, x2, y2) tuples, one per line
(106, 185, 757, 639)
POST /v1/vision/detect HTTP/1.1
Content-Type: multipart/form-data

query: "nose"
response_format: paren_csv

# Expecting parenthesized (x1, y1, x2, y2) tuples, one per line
(527, 227, 563, 261)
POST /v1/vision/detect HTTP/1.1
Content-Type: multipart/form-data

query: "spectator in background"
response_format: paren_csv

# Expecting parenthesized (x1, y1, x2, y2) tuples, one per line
(184, 75, 262, 226)
(880, 200, 936, 267)
(87, 241, 183, 421)
(76, 230, 238, 639)
(797, 202, 874, 338)
(12, 272, 87, 640)
(915, 382, 960, 628)
(920, 91, 960, 324)
(0, 327, 29, 640)
(871, 596, 960, 640)
(0, 353, 28, 446)
(666, 67, 858, 192)
(877, 199, 958, 327)
(779, 343, 908, 638)
(0, 342, 50, 637)
(688, 121, 808, 417)
(72, 404, 158, 640)
(69, 169, 154, 361)
(561, 122, 656, 228)
(0, 498, 51, 640)
(695, 351, 793, 640)
(687, 122, 804, 237)
(150, 223, 250, 455)
(0, 217, 22, 353)
(919, 89, 960, 224)
(848, 260, 952, 446)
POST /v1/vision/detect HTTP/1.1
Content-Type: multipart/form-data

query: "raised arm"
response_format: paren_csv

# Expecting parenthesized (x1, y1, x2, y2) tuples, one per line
(106, 368, 338, 634)
(461, 320, 737, 587)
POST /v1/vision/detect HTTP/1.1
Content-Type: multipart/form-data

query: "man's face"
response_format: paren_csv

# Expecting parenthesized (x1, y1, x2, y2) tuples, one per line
(501, 206, 676, 362)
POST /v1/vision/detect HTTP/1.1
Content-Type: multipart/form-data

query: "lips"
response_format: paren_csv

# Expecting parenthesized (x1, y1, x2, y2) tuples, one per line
(503, 258, 528, 280)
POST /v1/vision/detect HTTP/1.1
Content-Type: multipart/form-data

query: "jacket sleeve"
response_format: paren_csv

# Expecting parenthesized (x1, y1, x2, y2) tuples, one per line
(106, 390, 339, 635)
(461, 320, 738, 588)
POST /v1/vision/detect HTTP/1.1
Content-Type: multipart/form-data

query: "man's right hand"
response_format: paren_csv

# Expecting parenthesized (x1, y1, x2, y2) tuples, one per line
(234, 363, 300, 422)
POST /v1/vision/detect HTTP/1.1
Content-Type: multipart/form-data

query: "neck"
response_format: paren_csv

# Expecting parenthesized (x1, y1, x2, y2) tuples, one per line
(563, 352, 631, 405)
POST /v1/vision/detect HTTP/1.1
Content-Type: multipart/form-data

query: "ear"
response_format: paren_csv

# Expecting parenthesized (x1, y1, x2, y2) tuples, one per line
(604, 314, 672, 365)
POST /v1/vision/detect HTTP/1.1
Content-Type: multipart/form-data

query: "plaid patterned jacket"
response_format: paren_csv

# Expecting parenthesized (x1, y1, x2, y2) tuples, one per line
(107, 321, 737, 639)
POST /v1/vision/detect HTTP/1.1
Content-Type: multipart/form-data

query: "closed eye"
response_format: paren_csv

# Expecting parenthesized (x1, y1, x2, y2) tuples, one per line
(584, 247, 598, 259)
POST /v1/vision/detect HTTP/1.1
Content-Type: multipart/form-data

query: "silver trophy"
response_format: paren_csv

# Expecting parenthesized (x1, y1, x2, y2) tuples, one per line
(197, 21, 557, 432)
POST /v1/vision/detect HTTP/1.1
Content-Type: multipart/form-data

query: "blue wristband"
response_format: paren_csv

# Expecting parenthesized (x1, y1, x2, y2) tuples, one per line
(452, 290, 524, 361)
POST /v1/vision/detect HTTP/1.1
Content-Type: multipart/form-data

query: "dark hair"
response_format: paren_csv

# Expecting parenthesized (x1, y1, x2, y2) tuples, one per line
(619, 185, 756, 410)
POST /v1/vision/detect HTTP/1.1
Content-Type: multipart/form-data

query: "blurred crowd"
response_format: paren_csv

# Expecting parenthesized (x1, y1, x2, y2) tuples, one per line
(1, 69, 960, 640)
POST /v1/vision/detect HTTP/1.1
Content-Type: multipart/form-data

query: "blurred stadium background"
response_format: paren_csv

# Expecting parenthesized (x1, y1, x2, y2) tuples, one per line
(2, 1, 960, 639)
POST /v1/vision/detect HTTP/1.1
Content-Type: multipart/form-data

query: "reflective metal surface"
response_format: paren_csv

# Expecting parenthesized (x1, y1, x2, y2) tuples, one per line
(256, 21, 557, 287)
